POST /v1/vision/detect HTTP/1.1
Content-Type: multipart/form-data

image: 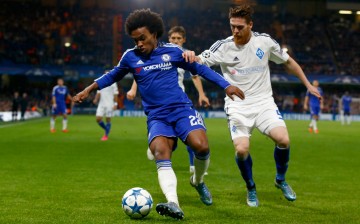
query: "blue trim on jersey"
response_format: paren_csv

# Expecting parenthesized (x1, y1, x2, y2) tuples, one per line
(210, 38, 233, 53)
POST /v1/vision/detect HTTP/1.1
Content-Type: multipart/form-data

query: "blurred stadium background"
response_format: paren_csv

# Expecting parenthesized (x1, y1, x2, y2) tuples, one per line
(1, 0, 360, 121)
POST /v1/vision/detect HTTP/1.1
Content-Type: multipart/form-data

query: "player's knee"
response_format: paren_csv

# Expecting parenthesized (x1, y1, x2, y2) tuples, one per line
(276, 136, 290, 148)
(190, 139, 209, 154)
(235, 145, 249, 158)
(153, 147, 171, 160)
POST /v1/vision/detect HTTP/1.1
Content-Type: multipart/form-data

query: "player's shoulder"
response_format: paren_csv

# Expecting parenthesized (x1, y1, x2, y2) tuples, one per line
(161, 42, 185, 52)
(209, 36, 234, 52)
(252, 31, 278, 44)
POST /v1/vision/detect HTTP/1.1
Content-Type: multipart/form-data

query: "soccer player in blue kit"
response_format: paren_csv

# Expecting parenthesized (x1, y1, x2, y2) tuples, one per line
(73, 9, 244, 220)
(303, 80, 323, 134)
(50, 78, 72, 133)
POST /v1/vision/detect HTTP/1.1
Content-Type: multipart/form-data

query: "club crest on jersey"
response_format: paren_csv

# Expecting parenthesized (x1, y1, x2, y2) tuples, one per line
(256, 48, 264, 59)
(161, 54, 171, 62)
(231, 125, 237, 133)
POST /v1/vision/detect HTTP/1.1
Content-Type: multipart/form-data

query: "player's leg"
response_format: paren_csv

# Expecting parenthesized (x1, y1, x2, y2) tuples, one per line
(340, 110, 345, 125)
(148, 121, 184, 219)
(105, 117, 111, 136)
(268, 126, 296, 201)
(50, 114, 56, 132)
(227, 109, 258, 207)
(174, 108, 212, 205)
(312, 114, 319, 133)
(345, 110, 351, 125)
(258, 103, 296, 201)
(62, 113, 68, 132)
(233, 136, 258, 207)
(96, 116, 106, 130)
(96, 106, 107, 139)
(50, 104, 57, 132)
(185, 129, 212, 206)
(186, 145, 195, 173)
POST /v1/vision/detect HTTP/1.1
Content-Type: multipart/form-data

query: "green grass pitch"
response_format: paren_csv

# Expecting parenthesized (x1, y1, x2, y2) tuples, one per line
(1, 116, 359, 223)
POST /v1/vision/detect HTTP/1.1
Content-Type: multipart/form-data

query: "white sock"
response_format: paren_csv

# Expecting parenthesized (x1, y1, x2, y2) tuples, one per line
(309, 120, 313, 127)
(63, 119, 68, 130)
(50, 118, 55, 129)
(346, 116, 351, 125)
(313, 119, 317, 131)
(193, 156, 210, 185)
(340, 112, 345, 125)
(157, 161, 179, 205)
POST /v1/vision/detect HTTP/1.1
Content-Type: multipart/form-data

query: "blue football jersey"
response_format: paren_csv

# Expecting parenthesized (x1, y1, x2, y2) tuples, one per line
(306, 87, 323, 107)
(52, 85, 69, 106)
(342, 95, 352, 110)
(96, 42, 230, 116)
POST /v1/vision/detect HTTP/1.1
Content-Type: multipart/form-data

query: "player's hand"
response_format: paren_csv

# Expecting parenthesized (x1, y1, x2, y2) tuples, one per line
(308, 85, 322, 101)
(225, 86, 245, 100)
(52, 103, 57, 109)
(303, 105, 308, 111)
(198, 95, 210, 107)
(126, 90, 136, 101)
(73, 90, 90, 103)
(182, 50, 197, 63)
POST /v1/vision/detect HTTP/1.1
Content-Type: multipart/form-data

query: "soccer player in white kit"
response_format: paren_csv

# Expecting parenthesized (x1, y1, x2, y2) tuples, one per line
(93, 82, 119, 141)
(185, 4, 322, 207)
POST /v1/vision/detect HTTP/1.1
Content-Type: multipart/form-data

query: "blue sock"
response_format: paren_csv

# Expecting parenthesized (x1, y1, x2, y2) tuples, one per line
(235, 155, 255, 189)
(186, 146, 194, 166)
(98, 121, 106, 130)
(106, 122, 111, 136)
(274, 145, 290, 182)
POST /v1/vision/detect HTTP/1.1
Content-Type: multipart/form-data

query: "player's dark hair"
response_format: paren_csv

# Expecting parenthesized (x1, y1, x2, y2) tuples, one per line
(168, 26, 186, 38)
(229, 4, 254, 23)
(125, 8, 165, 39)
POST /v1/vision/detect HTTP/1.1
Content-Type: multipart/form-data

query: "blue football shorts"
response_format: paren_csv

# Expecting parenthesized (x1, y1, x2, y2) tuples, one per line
(52, 103, 67, 115)
(147, 106, 206, 150)
(310, 105, 320, 116)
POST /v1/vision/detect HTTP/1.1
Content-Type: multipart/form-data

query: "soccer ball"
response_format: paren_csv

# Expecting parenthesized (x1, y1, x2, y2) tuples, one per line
(121, 187, 153, 219)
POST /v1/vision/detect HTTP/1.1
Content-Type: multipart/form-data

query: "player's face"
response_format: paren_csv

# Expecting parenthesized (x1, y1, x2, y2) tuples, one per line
(131, 27, 157, 55)
(230, 17, 253, 45)
(57, 79, 64, 86)
(168, 32, 186, 47)
(313, 80, 319, 87)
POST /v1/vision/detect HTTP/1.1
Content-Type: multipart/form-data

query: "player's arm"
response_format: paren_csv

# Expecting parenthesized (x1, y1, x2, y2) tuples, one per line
(181, 60, 244, 101)
(352, 97, 360, 102)
(303, 95, 309, 111)
(52, 95, 57, 108)
(93, 92, 100, 104)
(113, 94, 118, 110)
(74, 57, 130, 103)
(284, 57, 322, 100)
(320, 95, 324, 110)
(191, 76, 210, 107)
(73, 82, 99, 103)
(126, 80, 137, 101)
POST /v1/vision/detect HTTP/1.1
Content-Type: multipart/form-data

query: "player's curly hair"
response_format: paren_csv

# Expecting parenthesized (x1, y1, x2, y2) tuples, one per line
(229, 4, 254, 23)
(168, 26, 186, 38)
(125, 8, 165, 38)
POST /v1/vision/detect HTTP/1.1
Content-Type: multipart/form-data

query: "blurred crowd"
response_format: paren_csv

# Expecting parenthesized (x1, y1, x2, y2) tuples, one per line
(1, 2, 360, 116)
(1, 2, 359, 75)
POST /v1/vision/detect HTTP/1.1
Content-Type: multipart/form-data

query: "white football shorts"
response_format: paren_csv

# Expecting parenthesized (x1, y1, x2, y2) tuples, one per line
(225, 100, 286, 139)
(96, 105, 114, 117)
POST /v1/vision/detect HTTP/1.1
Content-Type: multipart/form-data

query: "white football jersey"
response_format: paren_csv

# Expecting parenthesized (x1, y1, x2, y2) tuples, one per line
(97, 83, 119, 107)
(199, 32, 289, 106)
(177, 67, 185, 91)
